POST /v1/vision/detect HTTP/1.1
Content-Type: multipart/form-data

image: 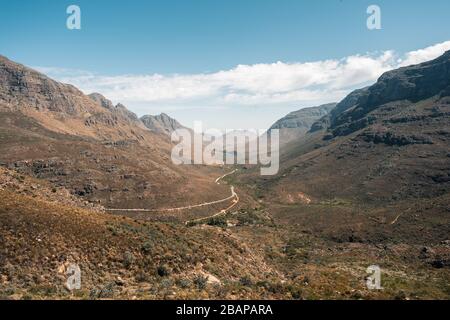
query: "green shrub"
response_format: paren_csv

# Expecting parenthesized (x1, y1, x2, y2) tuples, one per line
(194, 275, 208, 290)
(122, 251, 135, 269)
(141, 241, 153, 254)
(177, 278, 191, 289)
(206, 216, 227, 227)
(239, 276, 253, 287)
(157, 264, 171, 277)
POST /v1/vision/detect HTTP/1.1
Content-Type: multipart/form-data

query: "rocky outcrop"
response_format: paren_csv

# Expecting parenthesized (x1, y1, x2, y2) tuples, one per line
(0, 55, 85, 115)
(359, 130, 433, 146)
(87, 93, 140, 124)
(140, 113, 185, 135)
(88, 92, 115, 109)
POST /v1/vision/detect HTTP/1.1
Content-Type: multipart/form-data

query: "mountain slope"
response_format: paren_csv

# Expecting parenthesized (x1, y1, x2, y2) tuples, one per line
(270, 103, 336, 146)
(0, 56, 148, 141)
(329, 50, 450, 137)
(0, 166, 280, 299)
(230, 53, 450, 299)
(0, 55, 228, 213)
(243, 50, 450, 204)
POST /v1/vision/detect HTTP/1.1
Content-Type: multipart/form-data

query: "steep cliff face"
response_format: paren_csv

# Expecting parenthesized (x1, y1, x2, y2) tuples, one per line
(0, 56, 97, 116)
(0, 56, 147, 140)
(328, 50, 450, 137)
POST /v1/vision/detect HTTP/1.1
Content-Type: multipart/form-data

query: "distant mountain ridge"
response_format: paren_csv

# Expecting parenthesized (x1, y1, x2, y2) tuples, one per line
(269, 103, 336, 146)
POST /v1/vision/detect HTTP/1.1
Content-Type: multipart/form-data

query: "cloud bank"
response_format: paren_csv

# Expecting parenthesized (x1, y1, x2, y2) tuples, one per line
(37, 41, 450, 115)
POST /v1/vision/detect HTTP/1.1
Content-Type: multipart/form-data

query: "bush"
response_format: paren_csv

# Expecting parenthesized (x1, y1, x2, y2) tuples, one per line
(207, 216, 227, 227)
(122, 251, 135, 269)
(194, 275, 209, 290)
(157, 264, 171, 277)
(141, 241, 153, 254)
(236, 211, 264, 226)
(287, 285, 303, 300)
(160, 278, 173, 289)
(239, 276, 253, 287)
(135, 271, 148, 282)
(177, 278, 191, 289)
(267, 282, 287, 294)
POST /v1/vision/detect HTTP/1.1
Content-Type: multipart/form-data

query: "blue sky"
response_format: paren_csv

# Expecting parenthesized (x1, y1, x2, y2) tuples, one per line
(1, 0, 450, 129)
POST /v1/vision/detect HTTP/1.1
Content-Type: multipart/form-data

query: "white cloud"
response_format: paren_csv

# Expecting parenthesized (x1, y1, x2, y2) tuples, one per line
(35, 41, 450, 115)
(398, 40, 450, 67)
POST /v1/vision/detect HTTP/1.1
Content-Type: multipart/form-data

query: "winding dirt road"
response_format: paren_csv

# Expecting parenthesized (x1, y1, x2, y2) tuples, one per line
(106, 169, 239, 215)
(215, 169, 238, 184)
(185, 185, 240, 225)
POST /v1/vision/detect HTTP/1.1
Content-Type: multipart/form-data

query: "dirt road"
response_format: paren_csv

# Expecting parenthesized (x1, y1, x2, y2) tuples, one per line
(106, 169, 239, 214)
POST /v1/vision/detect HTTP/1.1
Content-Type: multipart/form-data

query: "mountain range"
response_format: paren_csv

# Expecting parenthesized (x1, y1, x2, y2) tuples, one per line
(253, 50, 450, 204)
(0, 55, 227, 214)
(0, 52, 449, 300)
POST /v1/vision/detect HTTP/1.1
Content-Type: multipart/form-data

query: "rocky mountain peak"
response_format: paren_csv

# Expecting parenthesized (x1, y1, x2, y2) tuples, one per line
(88, 92, 114, 109)
(140, 113, 185, 135)
(0, 55, 150, 140)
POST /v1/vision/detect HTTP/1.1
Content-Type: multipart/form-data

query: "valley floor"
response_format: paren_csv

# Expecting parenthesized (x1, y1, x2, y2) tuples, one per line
(1, 166, 449, 300)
